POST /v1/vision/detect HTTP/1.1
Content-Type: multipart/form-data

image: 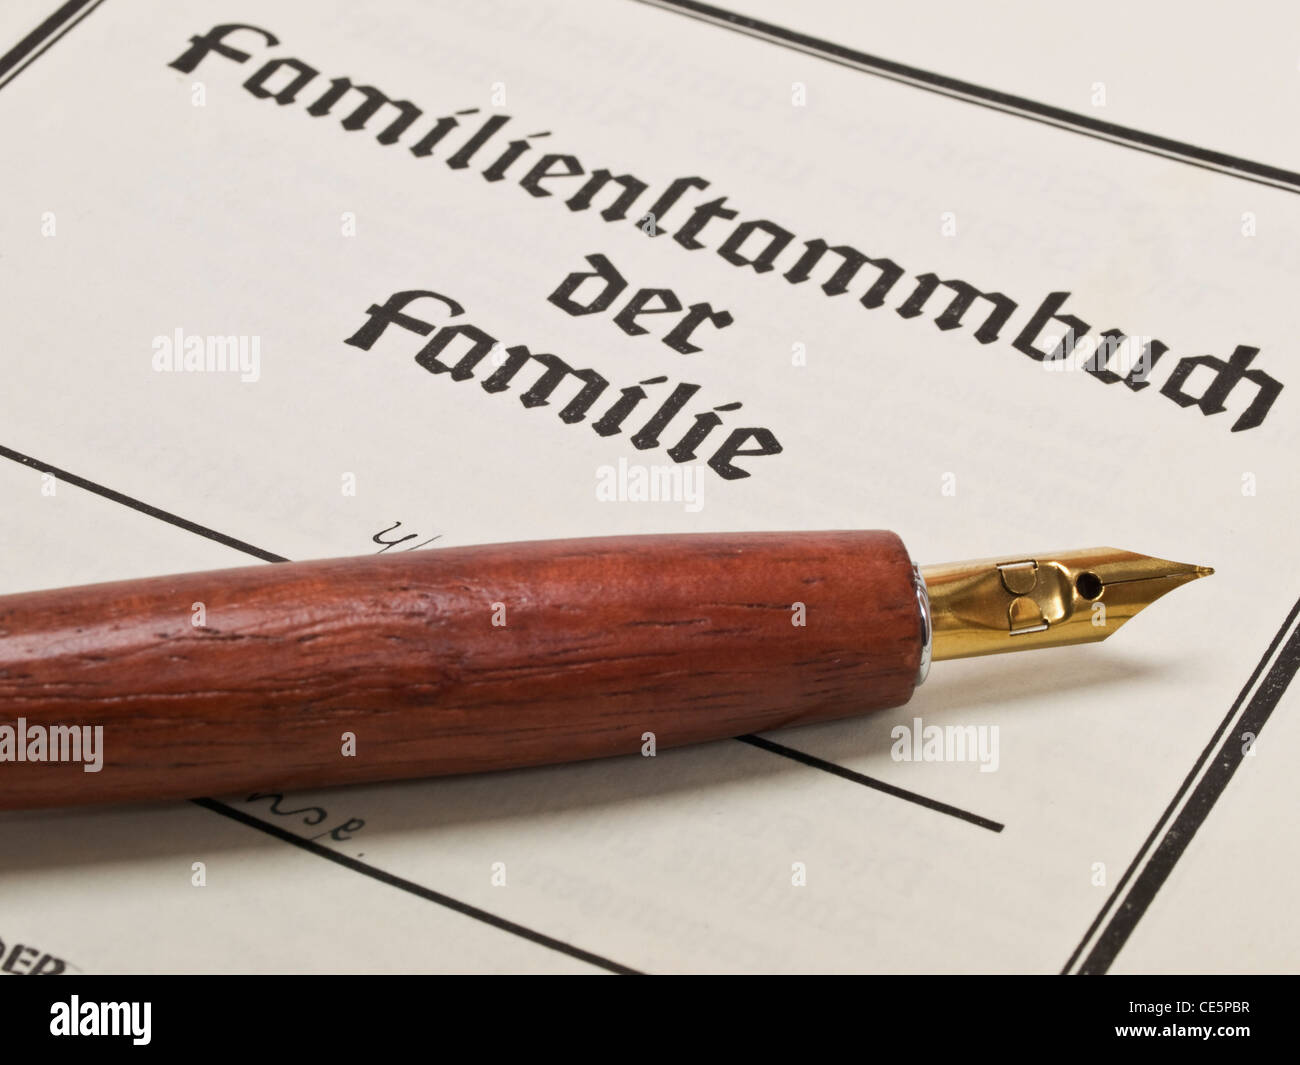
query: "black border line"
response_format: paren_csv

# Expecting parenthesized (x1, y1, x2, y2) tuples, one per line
(1065, 598, 1300, 969)
(0, 0, 104, 90)
(0, 441, 996, 827)
(0, 442, 624, 972)
(0, 444, 287, 563)
(1063, 596, 1300, 973)
(637, 0, 1300, 976)
(0, 0, 87, 79)
(3, 0, 1293, 974)
(633, 0, 1300, 194)
(0, 441, 1002, 973)
(738, 735, 1003, 832)
(192, 798, 640, 974)
(7, 0, 1297, 193)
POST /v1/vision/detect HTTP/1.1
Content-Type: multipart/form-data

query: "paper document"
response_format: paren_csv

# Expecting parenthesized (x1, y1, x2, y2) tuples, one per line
(0, 0, 1296, 974)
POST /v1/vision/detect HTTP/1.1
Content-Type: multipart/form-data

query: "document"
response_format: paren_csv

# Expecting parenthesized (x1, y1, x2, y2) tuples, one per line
(1, 0, 1296, 974)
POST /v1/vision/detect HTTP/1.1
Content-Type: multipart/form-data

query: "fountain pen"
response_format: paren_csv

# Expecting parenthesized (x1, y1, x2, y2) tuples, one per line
(0, 531, 1212, 810)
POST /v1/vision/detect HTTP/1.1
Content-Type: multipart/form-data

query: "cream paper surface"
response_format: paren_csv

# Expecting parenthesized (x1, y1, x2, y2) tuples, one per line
(0, 0, 1296, 973)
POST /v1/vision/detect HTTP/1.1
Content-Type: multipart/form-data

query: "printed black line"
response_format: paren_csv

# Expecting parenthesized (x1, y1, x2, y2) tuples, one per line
(635, 0, 1300, 972)
(0, 0, 105, 90)
(4, 428, 638, 968)
(1062, 594, 1300, 972)
(193, 798, 639, 975)
(634, 0, 1300, 194)
(0, 451, 644, 969)
(0, 443, 1000, 826)
(7, 0, 1296, 194)
(6, 0, 1287, 970)
(1081, 617, 1300, 972)
(0, 440, 1004, 821)
(0, 0, 89, 79)
(2, 442, 1005, 968)
(0, 444, 288, 563)
(738, 734, 1004, 832)
(1063, 595, 1300, 974)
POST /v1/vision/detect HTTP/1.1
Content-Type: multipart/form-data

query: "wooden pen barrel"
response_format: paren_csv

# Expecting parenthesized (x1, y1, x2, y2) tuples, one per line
(0, 531, 923, 809)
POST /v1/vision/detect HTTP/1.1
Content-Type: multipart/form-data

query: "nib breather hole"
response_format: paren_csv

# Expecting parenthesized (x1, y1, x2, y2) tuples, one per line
(1075, 571, 1104, 600)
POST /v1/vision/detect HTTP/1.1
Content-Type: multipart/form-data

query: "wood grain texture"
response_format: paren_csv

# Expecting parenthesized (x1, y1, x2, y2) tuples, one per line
(0, 530, 922, 809)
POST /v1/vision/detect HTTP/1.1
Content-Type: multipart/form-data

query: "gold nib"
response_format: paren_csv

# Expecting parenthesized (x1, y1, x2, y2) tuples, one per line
(919, 548, 1213, 661)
